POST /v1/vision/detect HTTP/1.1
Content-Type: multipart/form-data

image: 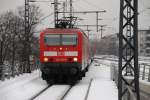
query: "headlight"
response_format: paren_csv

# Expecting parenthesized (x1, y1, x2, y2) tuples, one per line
(73, 57, 78, 62)
(44, 57, 48, 62)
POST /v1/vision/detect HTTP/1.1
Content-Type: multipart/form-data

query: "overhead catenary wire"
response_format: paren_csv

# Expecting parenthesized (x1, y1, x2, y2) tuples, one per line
(33, 6, 64, 26)
(33, 0, 79, 26)
(33, 0, 107, 31)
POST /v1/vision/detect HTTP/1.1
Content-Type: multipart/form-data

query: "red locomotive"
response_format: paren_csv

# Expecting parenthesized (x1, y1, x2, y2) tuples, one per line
(40, 28, 91, 84)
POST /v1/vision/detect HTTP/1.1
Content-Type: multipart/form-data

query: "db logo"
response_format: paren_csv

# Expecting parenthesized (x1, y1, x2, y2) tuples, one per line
(57, 51, 64, 56)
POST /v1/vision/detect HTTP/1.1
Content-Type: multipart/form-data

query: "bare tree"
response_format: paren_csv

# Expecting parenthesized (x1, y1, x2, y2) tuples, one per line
(0, 12, 13, 64)
(0, 4, 42, 79)
(0, 12, 17, 78)
(18, 4, 42, 73)
(9, 15, 24, 76)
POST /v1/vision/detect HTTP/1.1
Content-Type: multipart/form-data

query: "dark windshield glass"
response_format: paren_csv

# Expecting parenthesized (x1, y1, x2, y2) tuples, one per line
(44, 34, 60, 45)
(44, 34, 77, 46)
(62, 34, 77, 45)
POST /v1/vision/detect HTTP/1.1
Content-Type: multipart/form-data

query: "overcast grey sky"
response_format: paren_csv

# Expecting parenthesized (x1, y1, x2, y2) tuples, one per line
(0, 0, 150, 37)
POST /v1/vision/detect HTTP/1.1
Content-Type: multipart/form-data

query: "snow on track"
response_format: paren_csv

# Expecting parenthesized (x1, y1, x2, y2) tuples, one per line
(30, 85, 52, 100)
(0, 70, 48, 100)
(63, 82, 90, 100)
(85, 59, 118, 100)
(64, 60, 118, 100)
(1, 78, 48, 100)
(0, 57, 118, 100)
(34, 85, 70, 100)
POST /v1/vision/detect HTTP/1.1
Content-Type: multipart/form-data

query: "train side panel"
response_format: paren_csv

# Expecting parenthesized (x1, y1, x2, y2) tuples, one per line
(81, 32, 90, 71)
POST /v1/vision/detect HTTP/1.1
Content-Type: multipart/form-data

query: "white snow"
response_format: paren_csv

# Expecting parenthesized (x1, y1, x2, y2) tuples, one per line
(0, 78, 47, 100)
(0, 56, 119, 100)
(35, 85, 70, 100)
(87, 79, 118, 100)
(63, 82, 90, 100)
(86, 60, 118, 100)
(0, 70, 48, 100)
(0, 70, 40, 88)
(64, 59, 118, 100)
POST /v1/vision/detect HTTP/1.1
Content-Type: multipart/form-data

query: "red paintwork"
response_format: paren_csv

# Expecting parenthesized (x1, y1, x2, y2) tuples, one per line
(39, 28, 90, 66)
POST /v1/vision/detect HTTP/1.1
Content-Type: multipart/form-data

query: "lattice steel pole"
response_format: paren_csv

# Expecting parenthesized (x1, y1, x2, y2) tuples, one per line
(25, 0, 31, 73)
(125, 0, 133, 76)
(69, 0, 73, 28)
(54, 0, 59, 27)
(118, 0, 140, 100)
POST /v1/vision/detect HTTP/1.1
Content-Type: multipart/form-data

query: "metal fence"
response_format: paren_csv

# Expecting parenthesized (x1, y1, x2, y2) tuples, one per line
(139, 63, 150, 82)
(111, 62, 150, 82)
(110, 62, 150, 100)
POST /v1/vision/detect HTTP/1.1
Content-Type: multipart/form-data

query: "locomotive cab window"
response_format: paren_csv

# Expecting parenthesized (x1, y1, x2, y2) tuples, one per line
(44, 34, 77, 46)
(44, 34, 60, 45)
(62, 34, 77, 45)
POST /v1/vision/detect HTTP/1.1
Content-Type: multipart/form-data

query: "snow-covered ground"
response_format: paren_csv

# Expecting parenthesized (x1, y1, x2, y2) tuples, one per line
(35, 85, 70, 100)
(0, 58, 118, 100)
(85, 60, 118, 100)
(0, 70, 48, 100)
(96, 55, 150, 82)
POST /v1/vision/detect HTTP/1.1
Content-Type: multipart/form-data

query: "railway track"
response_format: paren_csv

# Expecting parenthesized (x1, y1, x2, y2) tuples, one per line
(60, 79, 93, 100)
(29, 83, 75, 100)
(30, 85, 52, 100)
(60, 85, 74, 100)
(29, 79, 93, 100)
(30, 63, 93, 100)
(84, 78, 93, 100)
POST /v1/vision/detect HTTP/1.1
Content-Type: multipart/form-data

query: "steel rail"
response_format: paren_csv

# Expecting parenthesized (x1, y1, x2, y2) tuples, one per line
(84, 78, 93, 100)
(60, 85, 74, 100)
(60, 58, 93, 100)
(30, 85, 52, 100)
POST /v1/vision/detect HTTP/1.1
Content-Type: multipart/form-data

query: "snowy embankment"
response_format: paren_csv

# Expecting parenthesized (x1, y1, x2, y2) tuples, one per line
(86, 60, 118, 100)
(0, 58, 118, 100)
(0, 70, 48, 100)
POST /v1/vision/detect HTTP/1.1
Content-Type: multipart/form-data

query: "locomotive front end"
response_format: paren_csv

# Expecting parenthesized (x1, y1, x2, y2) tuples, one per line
(40, 29, 83, 84)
